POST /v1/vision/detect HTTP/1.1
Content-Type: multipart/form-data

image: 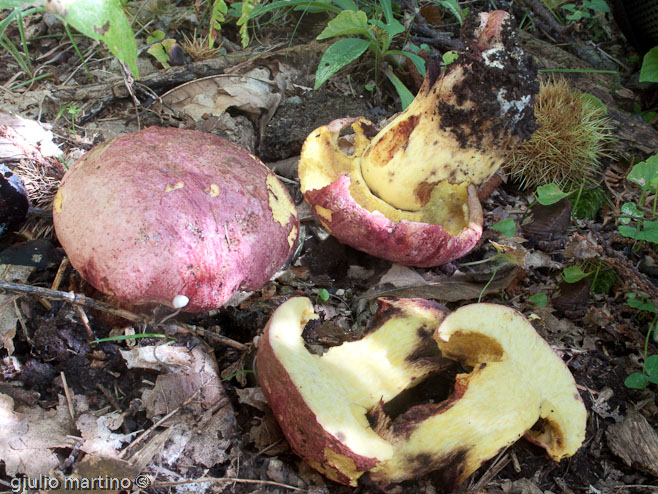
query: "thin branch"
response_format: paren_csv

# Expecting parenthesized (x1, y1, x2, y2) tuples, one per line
(0, 281, 147, 323)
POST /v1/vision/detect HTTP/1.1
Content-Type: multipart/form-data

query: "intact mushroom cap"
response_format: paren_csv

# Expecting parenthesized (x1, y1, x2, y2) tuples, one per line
(54, 127, 299, 312)
(257, 298, 587, 489)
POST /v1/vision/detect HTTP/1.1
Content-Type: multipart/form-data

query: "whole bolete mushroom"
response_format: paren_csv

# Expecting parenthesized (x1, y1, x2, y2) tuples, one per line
(256, 297, 586, 489)
(54, 127, 299, 312)
(298, 11, 538, 266)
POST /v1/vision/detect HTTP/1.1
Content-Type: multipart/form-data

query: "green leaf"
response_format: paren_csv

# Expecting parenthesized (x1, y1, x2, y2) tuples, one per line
(317, 10, 369, 40)
(442, 50, 459, 66)
(332, 0, 358, 11)
(0, 0, 30, 6)
(47, 0, 138, 77)
(636, 220, 658, 243)
(624, 372, 649, 389)
(562, 265, 590, 283)
(583, 0, 610, 13)
(536, 183, 569, 205)
(640, 46, 658, 83)
(389, 50, 426, 76)
(317, 288, 330, 302)
(618, 224, 640, 240)
(369, 18, 405, 43)
(377, 0, 395, 25)
(249, 0, 342, 19)
(236, 0, 256, 47)
(627, 155, 658, 190)
(580, 93, 606, 112)
(621, 201, 644, 220)
(436, 0, 463, 24)
(314, 38, 370, 89)
(645, 354, 658, 376)
(146, 30, 165, 44)
(626, 292, 656, 313)
(492, 218, 516, 238)
(528, 293, 548, 308)
(147, 43, 170, 68)
(384, 69, 414, 109)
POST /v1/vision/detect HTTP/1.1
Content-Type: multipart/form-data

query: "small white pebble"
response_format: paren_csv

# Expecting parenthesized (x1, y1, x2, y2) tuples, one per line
(172, 294, 189, 309)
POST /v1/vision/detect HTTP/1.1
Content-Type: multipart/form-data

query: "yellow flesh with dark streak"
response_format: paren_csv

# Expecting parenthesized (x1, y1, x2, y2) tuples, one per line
(299, 120, 470, 236)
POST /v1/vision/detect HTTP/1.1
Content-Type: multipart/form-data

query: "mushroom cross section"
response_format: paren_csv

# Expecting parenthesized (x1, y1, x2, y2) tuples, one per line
(257, 298, 587, 490)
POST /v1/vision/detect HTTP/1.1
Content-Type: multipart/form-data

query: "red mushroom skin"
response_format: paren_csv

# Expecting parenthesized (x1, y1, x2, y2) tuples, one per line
(54, 127, 299, 312)
(304, 173, 483, 268)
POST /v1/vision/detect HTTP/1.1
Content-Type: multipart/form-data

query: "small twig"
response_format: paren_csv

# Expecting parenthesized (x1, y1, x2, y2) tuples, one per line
(60, 371, 76, 422)
(0, 281, 147, 323)
(13, 298, 31, 345)
(120, 385, 209, 458)
(76, 305, 95, 341)
(51, 256, 70, 291)
(521, 0, 570, 38)
(96, 383, 122, 412)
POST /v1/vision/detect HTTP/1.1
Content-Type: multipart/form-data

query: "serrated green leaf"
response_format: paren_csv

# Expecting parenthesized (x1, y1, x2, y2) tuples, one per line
(640, 46, 658, 83)
(624, 372, 649, 389)
(562, 265, 590, 283)
(384, 68, 414, 109)
(46, 0, 138, 77)
(627, 155, 658, 190)
(317, 10, 369, 40)
(492, 218, 516, 238)
(528, 293, 548, 308)
(236, 0, 255, 47)
(536, 183, 569, 205)
(314, 38, 370, 89)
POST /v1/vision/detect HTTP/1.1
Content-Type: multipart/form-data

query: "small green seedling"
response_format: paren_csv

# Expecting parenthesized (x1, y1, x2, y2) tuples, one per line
(528, 292, 548, 308)
(562, 265, 590, 283)
(312, 0, 426, 107)
(146, 30, 177, 68)
(0, 0, 138, 77)
(624, 293, 658, 390)
(316, 288, 331, 302)
(536, 183, 572, 205)
(92, 333, 169, 344)
(561, 261, 617, 295)
(618, 155, 658, 243)
(491, 218, 516, 238)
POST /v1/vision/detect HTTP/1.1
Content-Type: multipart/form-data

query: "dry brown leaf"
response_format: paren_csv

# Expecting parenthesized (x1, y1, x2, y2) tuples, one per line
(607, 411, 658, 476)
(157, 67, 282, 127)
(76, 412, 129, 458)
(364, 263, 521, 302)
(0, 264, 34, 355)
(0, 393, 77, 477)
